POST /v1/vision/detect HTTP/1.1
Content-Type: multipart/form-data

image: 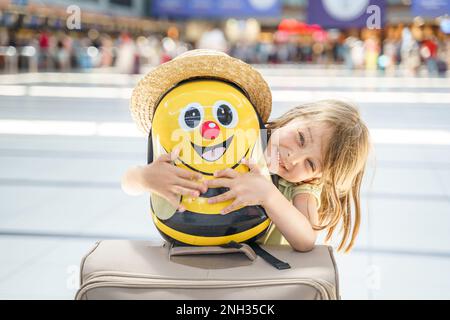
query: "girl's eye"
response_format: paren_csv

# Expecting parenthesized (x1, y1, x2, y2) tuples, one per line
(308, 159, 316, 172)
(298, 131, 305, 146)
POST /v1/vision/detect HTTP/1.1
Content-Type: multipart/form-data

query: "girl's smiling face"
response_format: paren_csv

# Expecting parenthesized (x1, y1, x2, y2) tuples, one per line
(265, 119, 333, 183)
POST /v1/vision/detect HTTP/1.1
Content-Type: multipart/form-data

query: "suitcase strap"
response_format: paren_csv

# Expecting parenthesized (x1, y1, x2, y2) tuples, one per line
(249, 242, 291, 270)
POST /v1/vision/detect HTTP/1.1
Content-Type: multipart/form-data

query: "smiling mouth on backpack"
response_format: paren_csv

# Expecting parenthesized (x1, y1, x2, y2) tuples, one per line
(191, 136, 234, 162)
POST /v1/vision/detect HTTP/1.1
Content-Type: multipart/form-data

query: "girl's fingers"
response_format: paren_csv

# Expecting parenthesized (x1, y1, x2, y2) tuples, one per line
(172, 186, 200, 198)
(214, 168, 238, 178)
(221, 200, 243, 215)
(173, 166, 203, 181)
(241, 158, 261, 173)
(156, 152, 172, 163)
(206, 178, 232, 188)
(176, 178, 207, 193)
(170, 145, 182, 162)
(207, 191, 235, 204)
(157, 146, 182, 163)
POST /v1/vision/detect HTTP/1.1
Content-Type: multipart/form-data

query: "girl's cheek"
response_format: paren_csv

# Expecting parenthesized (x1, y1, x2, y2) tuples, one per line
(289, 167, 310, 184)
(279, 168, 295, 182)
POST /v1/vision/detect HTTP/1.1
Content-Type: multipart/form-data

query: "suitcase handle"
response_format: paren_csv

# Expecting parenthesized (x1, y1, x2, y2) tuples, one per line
(168, 241, 257, 261)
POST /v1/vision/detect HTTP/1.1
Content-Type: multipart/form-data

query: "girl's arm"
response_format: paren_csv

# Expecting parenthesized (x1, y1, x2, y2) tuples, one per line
(263, 187, 319, 252)
(121, 165, 151, 196)
(206, 162, 319, 252)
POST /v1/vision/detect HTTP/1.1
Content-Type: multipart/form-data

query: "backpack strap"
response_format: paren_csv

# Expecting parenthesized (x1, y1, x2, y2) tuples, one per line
(147, 128, 153, 164)
(168, 241, 257, 261)
(168, 241, 290, 270)
(249, 242, 291, 270)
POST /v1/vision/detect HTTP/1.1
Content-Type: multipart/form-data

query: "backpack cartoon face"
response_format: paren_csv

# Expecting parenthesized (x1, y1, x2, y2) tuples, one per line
(153, 79, 262, 174)
(149, 79, 271, 246)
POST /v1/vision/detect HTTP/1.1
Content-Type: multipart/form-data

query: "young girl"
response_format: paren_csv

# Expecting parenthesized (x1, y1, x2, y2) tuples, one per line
(122, 99, 370, 253)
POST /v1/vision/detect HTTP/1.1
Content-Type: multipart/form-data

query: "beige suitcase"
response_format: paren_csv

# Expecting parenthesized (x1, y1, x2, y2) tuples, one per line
(75, 240, 340, 300)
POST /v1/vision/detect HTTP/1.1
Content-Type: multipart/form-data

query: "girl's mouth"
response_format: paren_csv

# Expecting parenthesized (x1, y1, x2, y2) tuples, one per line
(277, 150, 287, 171)
(267, 146, 286, 172)
(279, 159, 287, 171)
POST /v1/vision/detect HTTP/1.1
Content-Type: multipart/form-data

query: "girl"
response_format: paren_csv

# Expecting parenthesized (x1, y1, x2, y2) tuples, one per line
(122, 99, 370, 253)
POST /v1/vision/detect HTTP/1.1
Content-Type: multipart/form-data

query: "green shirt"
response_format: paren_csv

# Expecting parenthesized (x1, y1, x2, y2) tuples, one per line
(256, 177, 323, 246)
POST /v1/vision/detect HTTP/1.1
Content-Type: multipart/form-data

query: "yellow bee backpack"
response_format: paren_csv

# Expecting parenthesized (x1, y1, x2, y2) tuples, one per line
(131, 50, 291, 269)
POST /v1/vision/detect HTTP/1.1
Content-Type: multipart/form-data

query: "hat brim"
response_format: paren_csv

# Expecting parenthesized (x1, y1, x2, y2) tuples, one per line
(130, 50, 272, 134)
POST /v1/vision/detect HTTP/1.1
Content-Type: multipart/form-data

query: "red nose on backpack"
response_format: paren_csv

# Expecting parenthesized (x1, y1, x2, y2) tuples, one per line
(201, 121, 220, 140)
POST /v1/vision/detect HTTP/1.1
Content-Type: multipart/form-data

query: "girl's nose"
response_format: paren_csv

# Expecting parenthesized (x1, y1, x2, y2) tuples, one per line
(201, 121, 220, 140)
(286, 151, 298, 168)
(287, 151, 294, 163)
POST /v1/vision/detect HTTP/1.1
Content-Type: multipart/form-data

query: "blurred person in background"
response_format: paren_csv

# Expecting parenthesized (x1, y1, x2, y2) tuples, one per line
(0, 28, 9, 46)
(230, 40, 251, 62)
(55, 34, 72, 71)
(160, 28, 190, 63)
(312, 41, 325, 64)
(437, 34, 450, 76)
(38, 30, 50, 70)
(146, 35, 163, 66)
(334, 34, 347, 65)
(287, 36, 299, 63)
(197, 25, 228, 53)
(116, 32, 136, 74)
(77, 35, 94, 69)
(299, 35, 313, 63)
(329, 36, 343, 65)
(382, 28, 400, 75)
(342, 35, 356, 70)
(276, 42, 290, 63)
(99, 34, 114, 68)
(364, 33, 380, 71)
(351, 38, 365, 70)
(70, 33, 82, 69)
(420, 27, 439, 76)
(400, 27, 421, 76)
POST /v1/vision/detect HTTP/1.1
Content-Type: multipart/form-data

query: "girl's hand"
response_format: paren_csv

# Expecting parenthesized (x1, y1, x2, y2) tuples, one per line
(206, 159, 275, 214)
(121, 147, 207, 211)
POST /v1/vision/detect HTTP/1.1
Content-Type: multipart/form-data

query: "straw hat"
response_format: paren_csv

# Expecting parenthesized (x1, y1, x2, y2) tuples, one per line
(130, 49, 272, 134)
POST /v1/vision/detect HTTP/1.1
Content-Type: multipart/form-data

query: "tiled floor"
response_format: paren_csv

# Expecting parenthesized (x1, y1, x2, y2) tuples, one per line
(1, 67, 449, 299)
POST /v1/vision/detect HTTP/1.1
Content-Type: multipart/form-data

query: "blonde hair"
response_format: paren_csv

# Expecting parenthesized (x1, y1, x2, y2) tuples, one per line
(266, 99, 371, 252)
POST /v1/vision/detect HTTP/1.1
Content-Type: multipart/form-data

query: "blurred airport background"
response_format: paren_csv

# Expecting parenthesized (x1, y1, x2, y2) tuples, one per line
(0, 0, 450, 300)
(0, 0, 449, 75)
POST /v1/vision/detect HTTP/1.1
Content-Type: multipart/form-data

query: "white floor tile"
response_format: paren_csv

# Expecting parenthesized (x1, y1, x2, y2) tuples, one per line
(367, 198, 450, 252)
(370, 254, 450, 299)
(362, 166, 445, 197)
(334, 252, 371, 300)
(0, 237, 96, 299)
(0, 157, 138, 183)
(435, 169, 450, 197)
